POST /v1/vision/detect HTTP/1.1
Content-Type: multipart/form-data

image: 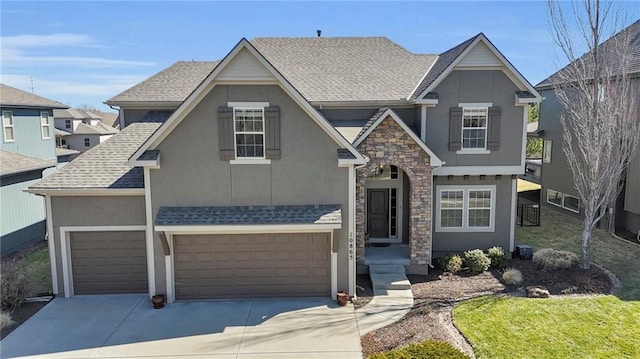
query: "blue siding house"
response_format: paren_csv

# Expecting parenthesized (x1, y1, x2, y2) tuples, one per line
(1, 84, 67, 256)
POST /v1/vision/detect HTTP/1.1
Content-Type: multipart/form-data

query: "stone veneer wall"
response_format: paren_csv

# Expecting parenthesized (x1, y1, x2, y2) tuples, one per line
(355, 116, 434, 266)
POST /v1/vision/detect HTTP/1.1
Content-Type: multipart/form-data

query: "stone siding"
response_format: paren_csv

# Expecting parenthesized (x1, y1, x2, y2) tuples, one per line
(355, 116, 434, 266)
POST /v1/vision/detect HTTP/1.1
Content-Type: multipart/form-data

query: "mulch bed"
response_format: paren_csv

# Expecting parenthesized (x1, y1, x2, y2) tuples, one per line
(359, 258, 614, 358)
(1, 301, 49, 340)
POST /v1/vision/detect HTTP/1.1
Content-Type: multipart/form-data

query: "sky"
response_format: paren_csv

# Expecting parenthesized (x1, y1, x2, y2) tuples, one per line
(1, 1, 639, 112)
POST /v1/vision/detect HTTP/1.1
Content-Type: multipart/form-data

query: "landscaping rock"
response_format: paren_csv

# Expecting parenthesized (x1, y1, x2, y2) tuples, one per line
(526, 286, 550, 298)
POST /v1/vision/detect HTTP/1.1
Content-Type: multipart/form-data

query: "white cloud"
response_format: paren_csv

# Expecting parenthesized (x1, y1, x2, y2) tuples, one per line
(1, 33, 154, 68)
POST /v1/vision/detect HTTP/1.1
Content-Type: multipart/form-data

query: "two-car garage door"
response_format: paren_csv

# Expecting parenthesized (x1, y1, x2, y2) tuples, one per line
(173, 233, 331, 299)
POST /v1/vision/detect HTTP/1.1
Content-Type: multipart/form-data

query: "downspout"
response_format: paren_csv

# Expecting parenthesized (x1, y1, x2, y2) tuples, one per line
(107, 104, 123, 129)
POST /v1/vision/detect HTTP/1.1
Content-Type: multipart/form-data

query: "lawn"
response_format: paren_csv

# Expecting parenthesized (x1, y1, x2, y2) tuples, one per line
(516, 208, 640, 300)
(453, 295, 640, 359)
(20, 245, 52, 296)
(452, 207, 640, 358)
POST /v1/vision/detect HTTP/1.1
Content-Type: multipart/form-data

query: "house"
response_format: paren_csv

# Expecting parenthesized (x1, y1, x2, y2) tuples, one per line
(536, 20, 640, 236)
(53, 108, 119, 162)
(1, 84, 67, 256)
(27, 34, 540, 301)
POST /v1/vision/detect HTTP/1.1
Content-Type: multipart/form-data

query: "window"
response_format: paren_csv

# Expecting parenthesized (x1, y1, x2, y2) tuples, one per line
(546, 189, 562, 207)
(234, 108, 264, 158)
(65, 120, 71, 129)
(84, 138, 90, 147)
(367, 165, 399, 180)
(543, 140, 552, 163)
(2, 111, 14, 142)
(41, 112, 51, 139)
(462, 107, 487, 149)
(437, 186, 495, 232)
(563, 194, 580, 213)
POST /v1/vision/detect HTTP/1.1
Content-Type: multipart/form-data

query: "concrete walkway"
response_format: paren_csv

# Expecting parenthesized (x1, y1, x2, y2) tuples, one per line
(1, 295, 362, 359)
(355, 264, 414, 335)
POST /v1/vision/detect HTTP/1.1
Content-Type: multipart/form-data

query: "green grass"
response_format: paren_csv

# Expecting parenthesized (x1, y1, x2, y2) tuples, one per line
(453, 295, 640, 359)
(516, 208, 640, 300)
(19, 246, 51, 296)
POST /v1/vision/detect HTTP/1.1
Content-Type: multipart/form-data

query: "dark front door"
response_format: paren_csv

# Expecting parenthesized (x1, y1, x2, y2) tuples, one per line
(367, 189, 389, 238)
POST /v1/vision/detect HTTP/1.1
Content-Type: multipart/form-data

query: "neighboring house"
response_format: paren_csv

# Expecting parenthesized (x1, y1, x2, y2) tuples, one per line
(28, 34, 540, 301)
(536, 20, 640, 235)
(1, 84, 67, 256)
(53, 108, 119, 162)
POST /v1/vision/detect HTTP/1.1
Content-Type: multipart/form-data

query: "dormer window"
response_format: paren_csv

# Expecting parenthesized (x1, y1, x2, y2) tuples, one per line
(461, 107, 487, 149)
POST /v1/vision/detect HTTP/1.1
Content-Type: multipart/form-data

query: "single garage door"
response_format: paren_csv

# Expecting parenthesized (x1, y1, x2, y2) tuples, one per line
(174, 233, 331, 299)
(70, 231, 148, 294)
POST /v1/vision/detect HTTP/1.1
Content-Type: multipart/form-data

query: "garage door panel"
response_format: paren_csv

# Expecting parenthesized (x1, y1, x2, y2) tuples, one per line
(70, 231, 147, 295)
(174, 233, 330, 299)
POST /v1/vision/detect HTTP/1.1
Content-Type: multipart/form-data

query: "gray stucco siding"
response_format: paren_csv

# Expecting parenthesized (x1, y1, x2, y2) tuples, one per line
(425, 70, 525, 167)
(432, 175, 513, 257)
(150, 84, 351, 293)
(321, 107, 418, 129)
(50, 196, 146, 296)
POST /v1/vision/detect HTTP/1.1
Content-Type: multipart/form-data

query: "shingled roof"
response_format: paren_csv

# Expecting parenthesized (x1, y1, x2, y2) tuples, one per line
(252, 37, 437, 102)
(0, 151, 55, 176)
(106, 61, 219, 104)
(410, 34, 480, 100)
(29, 122, 161, 190)
(0, 84, 68, 109)
(536, 19, 640, 89)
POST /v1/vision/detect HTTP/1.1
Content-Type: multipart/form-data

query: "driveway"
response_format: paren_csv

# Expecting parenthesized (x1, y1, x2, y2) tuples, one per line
(0, 295, 362, 359)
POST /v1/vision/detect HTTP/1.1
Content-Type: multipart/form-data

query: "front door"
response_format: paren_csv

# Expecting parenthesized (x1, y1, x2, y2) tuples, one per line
(367, 189, 389, 238)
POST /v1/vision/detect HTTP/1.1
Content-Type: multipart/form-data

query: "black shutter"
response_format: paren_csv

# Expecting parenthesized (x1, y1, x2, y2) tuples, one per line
(218, 106, 235, 160)
(487, 106, 501, 151)
(264, 106, 281, 160)
(449, 107, 462, 151)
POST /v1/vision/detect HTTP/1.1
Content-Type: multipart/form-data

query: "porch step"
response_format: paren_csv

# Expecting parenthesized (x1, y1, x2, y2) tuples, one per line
(369, 264, 411, 291)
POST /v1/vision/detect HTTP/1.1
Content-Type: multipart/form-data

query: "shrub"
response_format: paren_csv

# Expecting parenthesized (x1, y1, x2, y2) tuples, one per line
(464, 249, 491, 274)
(532, 248, 579, 270)
(444, 254, 463, 274)
(502, 268, 523, 285)
(0, 311, 14, 329)
(0, 259, 33, 311)
(368, 340, 470, 359)
(487, 246, 510, 268)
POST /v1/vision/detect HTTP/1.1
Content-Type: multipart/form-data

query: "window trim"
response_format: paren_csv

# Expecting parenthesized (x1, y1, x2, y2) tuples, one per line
(543, 140, 552, 163)
(546, 189, 563, 207)
(562, 194, 580, 213)
(232, 105, 267, 161)
(3, 111, 14, 143)
(40, 111, 51, 139)
(460, 106, 488, 151)
(436, 185, 496, 232)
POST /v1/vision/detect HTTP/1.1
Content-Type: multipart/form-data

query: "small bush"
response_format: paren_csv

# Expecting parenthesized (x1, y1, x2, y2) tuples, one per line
(0, 311, 14, 329)
(444, 254, 463, 274)
(0, 259, 33, 311)
(502, 268, 523, 285)
(532, 248, 579, 270)
(487, 246, 510, 268)
(464, 249, 491, 274)
(368, 340, 470, 359)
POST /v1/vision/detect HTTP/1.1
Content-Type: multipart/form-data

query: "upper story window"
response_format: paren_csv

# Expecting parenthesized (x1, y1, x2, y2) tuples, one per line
(461, 107, 487, 149)
(234, 107, 264, 158)
(543, 140, 552, 163)
(84, 138, 90, 147)
(65, 120, 71, 129)
(436, 185, 496, 232)
(2, 111, 14, 142)
(41, 112, 51, 139)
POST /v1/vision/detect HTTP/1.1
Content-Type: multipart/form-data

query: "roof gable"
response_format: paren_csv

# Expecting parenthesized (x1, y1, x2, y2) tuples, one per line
(353, 108, 442, 167)
(413, 34, 541, 103)
(129, 38, 365, 164)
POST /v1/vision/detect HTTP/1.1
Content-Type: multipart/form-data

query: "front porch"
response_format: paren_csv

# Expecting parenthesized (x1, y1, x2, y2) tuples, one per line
(363, 244, 410, 265)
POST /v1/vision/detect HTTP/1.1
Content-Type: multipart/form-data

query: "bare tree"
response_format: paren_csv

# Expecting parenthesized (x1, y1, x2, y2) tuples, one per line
(547, 0, 639, 269)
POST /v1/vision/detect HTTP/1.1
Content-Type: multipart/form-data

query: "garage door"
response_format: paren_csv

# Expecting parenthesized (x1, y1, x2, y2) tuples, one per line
(70, 231, 148, 294)
(174, 233, 331, 299)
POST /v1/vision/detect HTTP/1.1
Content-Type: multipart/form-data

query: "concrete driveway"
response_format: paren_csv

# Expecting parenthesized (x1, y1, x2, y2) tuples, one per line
(1, 295, 362, 359)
